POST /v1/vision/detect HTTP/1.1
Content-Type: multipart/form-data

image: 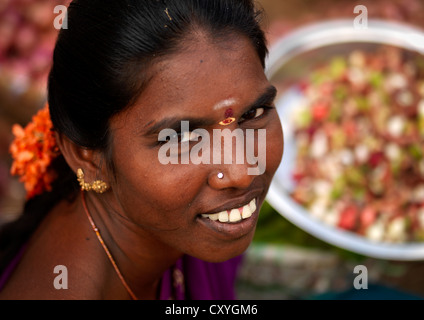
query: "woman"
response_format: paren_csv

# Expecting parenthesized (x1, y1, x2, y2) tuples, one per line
(0, 0, 283, 299)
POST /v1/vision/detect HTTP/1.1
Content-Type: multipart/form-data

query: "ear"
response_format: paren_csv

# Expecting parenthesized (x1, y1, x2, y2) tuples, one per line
(55, 132, 107, 182)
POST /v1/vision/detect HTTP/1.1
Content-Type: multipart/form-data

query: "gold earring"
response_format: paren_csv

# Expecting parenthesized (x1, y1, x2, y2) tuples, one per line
(77, 168, 109, 194)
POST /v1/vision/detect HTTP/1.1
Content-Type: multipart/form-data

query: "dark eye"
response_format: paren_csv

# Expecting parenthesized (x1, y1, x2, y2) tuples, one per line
(240, 107, 266, 122)
(165, 131, 201, 144)
(179, 131, 201, 143)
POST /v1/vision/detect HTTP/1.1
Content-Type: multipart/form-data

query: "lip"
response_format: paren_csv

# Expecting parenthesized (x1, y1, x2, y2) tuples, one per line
(196, 189, 263, 240)
(200, 189, 263, 216)
(197, 197, 260, 240)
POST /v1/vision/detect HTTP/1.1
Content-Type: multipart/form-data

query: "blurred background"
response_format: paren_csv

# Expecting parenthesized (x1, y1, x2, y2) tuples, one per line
(1, 0, 424, 300)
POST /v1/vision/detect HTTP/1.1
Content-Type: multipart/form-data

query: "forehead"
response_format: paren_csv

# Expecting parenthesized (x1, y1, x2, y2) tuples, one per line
(119, 36, 269, 127)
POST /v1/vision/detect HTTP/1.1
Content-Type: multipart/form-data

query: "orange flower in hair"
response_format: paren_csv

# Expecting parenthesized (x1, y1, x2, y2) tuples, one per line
(9, 104, 60, 199)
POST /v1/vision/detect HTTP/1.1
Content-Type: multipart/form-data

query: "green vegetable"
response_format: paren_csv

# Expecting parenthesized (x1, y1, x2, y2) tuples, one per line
(409, 144, 423, 160)
(293, 107, 312, 128)
(355, 96, 369, 112)
(369, 71, 383, 88)
(345, 167, 365, 186)
(330, 56, 347, 79)
(330, 177, 346, 200)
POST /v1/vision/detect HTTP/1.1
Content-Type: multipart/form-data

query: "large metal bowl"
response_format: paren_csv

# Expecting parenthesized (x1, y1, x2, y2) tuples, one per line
(265, 19, 424, 260)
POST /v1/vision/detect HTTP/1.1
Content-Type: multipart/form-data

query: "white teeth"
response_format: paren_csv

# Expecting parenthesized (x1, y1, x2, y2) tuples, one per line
(249, 198, 256, 213)
(229, 209, 242, 222)
(243, 199, 256, 219)
(218, 210, 229, 222)
(202, 198, 257, 223)
(242, 205, 253, 219)
(209, 213, 219, 221)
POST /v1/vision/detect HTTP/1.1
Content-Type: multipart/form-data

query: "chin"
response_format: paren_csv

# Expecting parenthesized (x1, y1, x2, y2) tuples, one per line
(194, 230, 256, 263)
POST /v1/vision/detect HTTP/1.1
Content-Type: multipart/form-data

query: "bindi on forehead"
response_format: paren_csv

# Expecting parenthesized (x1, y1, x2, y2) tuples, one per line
(213, 98, 237, 125)
(219, 107, 236, 126)
(213, 98, 237, 126)
(224, 108, 234, 118)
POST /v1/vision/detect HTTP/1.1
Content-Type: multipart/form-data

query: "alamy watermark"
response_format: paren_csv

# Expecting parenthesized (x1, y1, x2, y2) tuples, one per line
(353, 265, 368, 290)
(53, 5, 68, 30)
(53, 265, 68, 290)
(353, 5, 368, 29)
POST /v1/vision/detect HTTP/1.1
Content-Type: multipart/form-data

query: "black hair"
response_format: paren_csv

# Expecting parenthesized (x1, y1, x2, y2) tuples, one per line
(0, 0, 268, 275)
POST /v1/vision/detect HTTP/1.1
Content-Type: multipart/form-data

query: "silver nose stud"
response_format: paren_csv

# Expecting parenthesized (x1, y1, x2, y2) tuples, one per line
(217, 172, 224, 179)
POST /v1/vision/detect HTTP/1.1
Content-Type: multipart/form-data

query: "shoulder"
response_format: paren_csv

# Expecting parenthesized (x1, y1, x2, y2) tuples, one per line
(0, 201, 104, 300)
(0, 242, 102, 300)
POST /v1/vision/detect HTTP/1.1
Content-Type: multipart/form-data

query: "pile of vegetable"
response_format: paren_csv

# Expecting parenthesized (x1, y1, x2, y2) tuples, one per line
(0, 0, 69, 96)
(290, 45, 424, 243)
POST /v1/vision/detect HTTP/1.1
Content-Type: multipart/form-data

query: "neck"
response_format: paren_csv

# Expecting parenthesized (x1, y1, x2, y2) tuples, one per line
(80, 191, 182, 300)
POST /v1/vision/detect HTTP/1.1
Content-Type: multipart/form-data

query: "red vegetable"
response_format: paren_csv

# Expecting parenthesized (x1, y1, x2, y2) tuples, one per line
(338, 205, 358, 231)
(360, 206, 377, 229)
(368, 151, 385, 168)
(312, 102, 329, 121)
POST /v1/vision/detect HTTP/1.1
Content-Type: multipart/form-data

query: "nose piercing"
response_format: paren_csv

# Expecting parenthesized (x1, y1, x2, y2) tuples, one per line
(217, 172, 224, 179)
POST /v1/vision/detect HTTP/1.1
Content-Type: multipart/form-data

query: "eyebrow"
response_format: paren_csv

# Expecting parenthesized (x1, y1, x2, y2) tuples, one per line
(143, 85, 277, 135)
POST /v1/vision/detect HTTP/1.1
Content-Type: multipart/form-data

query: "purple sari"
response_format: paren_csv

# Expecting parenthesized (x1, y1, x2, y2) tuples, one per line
(159, 254, 243, 300)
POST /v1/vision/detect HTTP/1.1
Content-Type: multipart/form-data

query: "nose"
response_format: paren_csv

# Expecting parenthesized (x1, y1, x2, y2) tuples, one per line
(208, 164, 256, 190)
(207, 128, 259, 190)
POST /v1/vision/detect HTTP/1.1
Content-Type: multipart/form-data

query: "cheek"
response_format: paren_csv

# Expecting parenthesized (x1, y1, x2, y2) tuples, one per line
(111, 143, 202, 225)
(265, 118, 284, 175)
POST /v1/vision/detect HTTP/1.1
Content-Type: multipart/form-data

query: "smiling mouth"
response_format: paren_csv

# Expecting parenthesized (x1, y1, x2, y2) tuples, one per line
(200, 198, 257, 223)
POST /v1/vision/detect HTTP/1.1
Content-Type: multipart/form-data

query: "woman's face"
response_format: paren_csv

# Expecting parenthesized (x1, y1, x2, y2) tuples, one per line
(107, 35, 284, 262)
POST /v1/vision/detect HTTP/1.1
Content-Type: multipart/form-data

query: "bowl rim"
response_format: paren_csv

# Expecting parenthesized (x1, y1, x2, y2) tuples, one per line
(265, 18, 424, 260)
(266, 18, 424, 78)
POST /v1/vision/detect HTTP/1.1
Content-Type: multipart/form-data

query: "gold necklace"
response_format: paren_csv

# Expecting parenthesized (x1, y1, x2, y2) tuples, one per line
(81, 191, 138, 300)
